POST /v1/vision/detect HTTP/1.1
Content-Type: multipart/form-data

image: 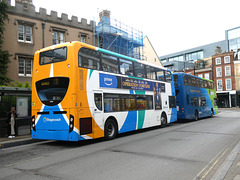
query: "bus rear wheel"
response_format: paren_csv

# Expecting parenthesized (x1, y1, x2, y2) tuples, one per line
(160, 113, 167, 128)
(211, 109, 214, 118)
(104, 119, 117, 140)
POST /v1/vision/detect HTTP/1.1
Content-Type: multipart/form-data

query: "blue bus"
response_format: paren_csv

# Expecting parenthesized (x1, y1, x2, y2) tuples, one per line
(173, 73, 218, 121)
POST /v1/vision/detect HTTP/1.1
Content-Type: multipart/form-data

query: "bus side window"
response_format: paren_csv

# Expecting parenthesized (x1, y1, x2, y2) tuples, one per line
(94, 93, 102, 111)
(122, 94, 136, 111)
(200, 97, 206, 106)
(104, 94, 120, 112)
(191, 97, 198, 107)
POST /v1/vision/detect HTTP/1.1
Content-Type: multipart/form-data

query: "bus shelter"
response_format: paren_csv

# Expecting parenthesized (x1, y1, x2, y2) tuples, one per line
(0, 87, 31, 137)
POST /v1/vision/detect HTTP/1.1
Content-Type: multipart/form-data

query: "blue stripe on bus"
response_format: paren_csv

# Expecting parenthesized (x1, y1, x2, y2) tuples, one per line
(119, 111, 137, 133)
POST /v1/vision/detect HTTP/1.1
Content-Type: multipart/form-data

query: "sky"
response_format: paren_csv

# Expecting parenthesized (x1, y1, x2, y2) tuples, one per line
(13, 0, 240, 56)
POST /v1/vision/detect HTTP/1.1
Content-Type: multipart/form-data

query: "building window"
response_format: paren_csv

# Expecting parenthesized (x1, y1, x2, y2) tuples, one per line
(198, 74, 203, 78)
(52, 31, 64, 45)
(216, 67, 222, 77)
(18, 24, 32, 43)
(226, 79, 232, 90)
(224, 56, 230, 63)
(225, 66, 231, 76)
(186, 51, 203, 62)
(216, 57, 221, 65)
(227, 28, 240, 52)
(80, 36, 86, 43)
(217, 79, 223, 91)
(18, 57, 33, 76)
(204, 73, 209, 80)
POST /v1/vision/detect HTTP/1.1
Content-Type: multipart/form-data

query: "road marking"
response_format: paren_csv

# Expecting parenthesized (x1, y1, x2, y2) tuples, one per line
(4, 156, 45, 167)
(195, 147, 229, 180)
(194, 136, 240, 180)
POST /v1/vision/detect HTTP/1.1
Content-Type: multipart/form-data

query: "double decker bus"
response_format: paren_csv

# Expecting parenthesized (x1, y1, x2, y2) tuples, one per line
(173, 73, 218, 121)
(31, 41, 177, 141)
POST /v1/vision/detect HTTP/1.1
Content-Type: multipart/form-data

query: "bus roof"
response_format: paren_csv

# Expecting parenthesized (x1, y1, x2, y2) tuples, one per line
(37, 41, 169, 72)
(173, 72, 214, 83)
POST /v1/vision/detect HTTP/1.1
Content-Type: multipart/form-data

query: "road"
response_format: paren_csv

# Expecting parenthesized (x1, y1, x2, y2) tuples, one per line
(0, 109, 240, 180)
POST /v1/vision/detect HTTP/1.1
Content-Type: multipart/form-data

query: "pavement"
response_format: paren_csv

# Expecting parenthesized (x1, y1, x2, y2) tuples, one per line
(0, 134, 37, 149)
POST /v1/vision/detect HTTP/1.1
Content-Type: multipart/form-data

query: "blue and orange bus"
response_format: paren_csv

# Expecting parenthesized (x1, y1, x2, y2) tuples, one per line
(31, 41, 177, 141)
(173, 73, 218, 121)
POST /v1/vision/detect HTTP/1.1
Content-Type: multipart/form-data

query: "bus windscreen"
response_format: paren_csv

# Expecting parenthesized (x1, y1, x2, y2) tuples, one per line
(40, 47, 67, 65)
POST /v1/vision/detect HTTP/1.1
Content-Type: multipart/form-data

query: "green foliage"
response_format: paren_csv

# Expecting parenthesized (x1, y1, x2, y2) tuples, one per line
(0, 1, 11, 86)
(0, 1, 9, 47)
(10, 81, 31, 88)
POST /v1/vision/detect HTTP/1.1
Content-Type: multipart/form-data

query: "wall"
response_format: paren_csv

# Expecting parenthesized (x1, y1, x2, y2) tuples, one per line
(141, 36, 162, 67)
(234, 60, 240, 91)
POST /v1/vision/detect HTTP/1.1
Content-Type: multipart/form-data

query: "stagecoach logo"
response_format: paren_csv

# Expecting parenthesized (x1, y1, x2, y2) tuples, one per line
(43, 117, 61, 123)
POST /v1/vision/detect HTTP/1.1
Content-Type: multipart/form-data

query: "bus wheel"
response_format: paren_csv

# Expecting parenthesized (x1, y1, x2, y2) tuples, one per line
(104, 119, 117, 140)
(160, 113, 167, 128)
(194, 111, 199, 121)
(211, 109, 214, 118)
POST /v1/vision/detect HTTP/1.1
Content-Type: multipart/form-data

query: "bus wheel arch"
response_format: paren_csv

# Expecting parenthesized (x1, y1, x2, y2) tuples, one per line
(104, 117, 118, 140)
(160, 112, 167, 128)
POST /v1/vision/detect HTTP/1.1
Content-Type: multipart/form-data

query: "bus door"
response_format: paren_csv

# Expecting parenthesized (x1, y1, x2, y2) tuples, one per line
(93, 90, 104, 127)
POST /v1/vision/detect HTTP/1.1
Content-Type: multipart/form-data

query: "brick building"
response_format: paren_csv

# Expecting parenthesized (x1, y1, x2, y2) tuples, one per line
(3, 0, 95, 86)
(184, 57, 213, 80)
(212, 51, 237, 108)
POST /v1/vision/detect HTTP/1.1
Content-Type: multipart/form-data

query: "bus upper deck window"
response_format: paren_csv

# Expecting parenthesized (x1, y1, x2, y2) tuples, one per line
(119, 59, 133, 76)
(102, 54, 119, 73)
(165, 71, 172, 82)
(134, 62, 146, 78)
(157, 70, 165, 81)
(78, 48, 100, 70)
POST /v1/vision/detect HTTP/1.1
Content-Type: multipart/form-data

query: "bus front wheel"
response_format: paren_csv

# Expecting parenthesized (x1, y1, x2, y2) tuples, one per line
(104, 119, 118, 140)
(194, 111, 199, 121)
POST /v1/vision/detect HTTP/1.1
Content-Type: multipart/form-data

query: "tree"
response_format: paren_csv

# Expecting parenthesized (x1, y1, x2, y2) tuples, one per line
(0, 1, 11, 85)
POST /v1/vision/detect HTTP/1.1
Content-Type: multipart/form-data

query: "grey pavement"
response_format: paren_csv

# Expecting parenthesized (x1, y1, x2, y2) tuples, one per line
(0, 134, 37, 149)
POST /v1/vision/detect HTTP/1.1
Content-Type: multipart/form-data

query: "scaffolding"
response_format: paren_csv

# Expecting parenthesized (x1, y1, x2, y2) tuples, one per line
(96, 16, 143, 60)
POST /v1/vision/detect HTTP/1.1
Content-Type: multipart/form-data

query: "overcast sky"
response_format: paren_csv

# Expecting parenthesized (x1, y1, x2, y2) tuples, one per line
(15, 0, 240, 56)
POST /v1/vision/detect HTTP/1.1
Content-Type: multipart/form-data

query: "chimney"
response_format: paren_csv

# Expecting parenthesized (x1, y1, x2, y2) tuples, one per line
(99, 10, 111, 22)
(16, 0, 34, 10)
(215, 46, 222, 54)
